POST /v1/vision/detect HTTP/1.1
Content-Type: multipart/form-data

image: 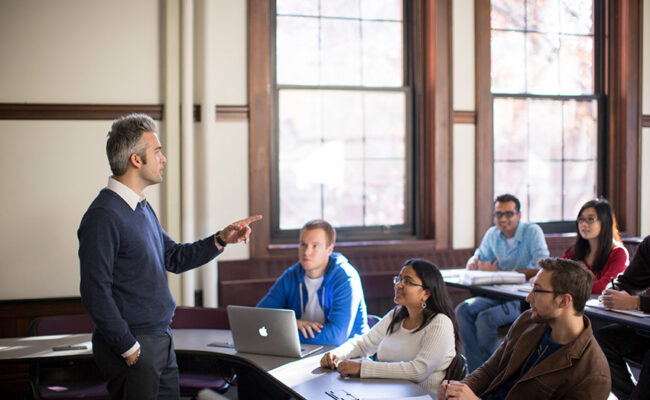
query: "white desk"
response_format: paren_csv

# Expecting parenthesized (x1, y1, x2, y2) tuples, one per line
(0, 329, 430, 399)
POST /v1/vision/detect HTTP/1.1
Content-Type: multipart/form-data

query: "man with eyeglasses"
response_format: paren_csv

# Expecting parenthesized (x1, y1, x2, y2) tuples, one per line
(456, 194, 549, 371)
(595, 235, 650, 400)
(439, 258, 610, 400)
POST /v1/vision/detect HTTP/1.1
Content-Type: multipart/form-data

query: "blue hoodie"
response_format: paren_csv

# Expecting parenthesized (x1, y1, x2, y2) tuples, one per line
(257, 252, 369, 345)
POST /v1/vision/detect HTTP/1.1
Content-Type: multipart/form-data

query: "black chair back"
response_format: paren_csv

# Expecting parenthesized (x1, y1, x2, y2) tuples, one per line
(444, 353, 468, 381)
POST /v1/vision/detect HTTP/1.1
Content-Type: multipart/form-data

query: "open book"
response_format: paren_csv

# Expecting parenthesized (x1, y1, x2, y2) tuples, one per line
(585, 298, 650, 318)
(460, 270, 526, 286)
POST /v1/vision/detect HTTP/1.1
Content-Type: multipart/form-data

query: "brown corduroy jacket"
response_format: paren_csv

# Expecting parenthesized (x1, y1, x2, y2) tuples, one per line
(463, 310, 611, 399)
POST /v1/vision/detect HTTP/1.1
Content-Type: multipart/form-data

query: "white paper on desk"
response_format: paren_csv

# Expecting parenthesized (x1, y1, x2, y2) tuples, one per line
(460, 270, 526, 286)
(585, 298, 650, 318)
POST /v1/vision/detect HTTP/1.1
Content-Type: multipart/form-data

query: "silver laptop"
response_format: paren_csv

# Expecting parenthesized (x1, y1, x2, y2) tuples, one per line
(226, 305, 323, 358)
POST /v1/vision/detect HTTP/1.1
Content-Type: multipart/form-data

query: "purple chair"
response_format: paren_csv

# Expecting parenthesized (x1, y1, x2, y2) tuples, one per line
(28, 314, 109, 400)
(171, 306, 234, 398)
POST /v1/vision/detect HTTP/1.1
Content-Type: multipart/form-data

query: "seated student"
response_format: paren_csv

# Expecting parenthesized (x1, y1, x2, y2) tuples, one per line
(257, 219, 368, 346)
(456, 194, 549, 371)
(596, 235, 650, 400)
(320, 259, 459, 397)
(438, 258, 611, 400)
(562, 198, 629, 293)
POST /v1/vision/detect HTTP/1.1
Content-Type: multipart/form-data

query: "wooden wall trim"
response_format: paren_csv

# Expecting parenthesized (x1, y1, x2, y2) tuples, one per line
(248, 0, 273, 257)
(452, 110, 477, 124)
(643, 115, 650, 127)
(608, 0, 641, 235)
(0, 104, 249, 122)
(474, 0, 494, 245)
(431, 0, 453, 249)
(0, 104, 164, 120)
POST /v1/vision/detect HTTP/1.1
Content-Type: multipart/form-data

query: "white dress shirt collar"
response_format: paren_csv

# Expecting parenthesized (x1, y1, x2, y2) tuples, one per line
(106, 177, 146, 211)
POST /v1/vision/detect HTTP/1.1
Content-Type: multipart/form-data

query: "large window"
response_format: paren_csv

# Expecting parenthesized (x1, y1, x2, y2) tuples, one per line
(272, 0, 412, 240)
(490, 0, 600, 226)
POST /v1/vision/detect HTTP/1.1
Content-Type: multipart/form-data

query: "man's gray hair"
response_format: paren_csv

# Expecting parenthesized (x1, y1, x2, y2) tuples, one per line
(106, 113, 157, 176)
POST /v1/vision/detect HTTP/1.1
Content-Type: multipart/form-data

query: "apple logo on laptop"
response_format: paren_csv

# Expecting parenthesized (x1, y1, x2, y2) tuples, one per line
(258, 326, 268, 337)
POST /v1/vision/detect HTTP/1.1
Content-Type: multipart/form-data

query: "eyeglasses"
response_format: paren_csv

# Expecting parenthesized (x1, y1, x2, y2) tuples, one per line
(494, 211, 517, 219)
(531, 288, 563, 297)
(393, 276, 425, 288)
(577, 216, 598, 225)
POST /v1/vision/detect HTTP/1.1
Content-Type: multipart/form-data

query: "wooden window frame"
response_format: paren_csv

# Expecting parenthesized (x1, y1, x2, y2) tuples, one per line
(248, 0, 452, 257)
(474, 0, 641, 243)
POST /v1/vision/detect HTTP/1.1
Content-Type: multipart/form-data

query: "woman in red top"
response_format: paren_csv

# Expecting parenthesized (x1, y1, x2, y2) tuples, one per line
(562, 198, 629, 294)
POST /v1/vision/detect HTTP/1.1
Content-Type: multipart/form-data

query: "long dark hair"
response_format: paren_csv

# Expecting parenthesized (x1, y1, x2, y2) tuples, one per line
(387, 258, 461, 353)
(569, 198, 620, 274)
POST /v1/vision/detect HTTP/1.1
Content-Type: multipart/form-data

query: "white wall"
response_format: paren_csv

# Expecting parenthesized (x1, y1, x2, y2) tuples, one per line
(0, 0, 250, 300)
(452, 0, 476, 249)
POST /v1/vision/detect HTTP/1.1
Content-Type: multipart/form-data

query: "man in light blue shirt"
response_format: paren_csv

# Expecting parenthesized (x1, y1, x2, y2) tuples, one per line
(456, 194, 549, 371)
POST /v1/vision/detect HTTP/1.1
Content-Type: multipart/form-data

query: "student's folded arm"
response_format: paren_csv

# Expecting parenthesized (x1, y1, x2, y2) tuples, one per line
(330, 312, 392, 361)
(592, 247, 629, 294)
(360, 315, 454, 382)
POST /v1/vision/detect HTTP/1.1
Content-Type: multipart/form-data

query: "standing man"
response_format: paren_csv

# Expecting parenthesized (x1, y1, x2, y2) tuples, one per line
(456, 194, 549, 371)
(257, 219, 368, 345)
(78, 113, 262, 400)
(596, 235, 650, 400)
(439, 258, 611, 400)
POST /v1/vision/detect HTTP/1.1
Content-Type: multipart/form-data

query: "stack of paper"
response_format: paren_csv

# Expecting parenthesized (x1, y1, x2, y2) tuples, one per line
(460, 270, 526, 286)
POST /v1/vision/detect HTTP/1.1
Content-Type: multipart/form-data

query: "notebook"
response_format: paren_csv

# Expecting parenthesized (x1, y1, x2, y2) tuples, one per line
(460, 270, 526, 285)
(226, 305, 323, 358)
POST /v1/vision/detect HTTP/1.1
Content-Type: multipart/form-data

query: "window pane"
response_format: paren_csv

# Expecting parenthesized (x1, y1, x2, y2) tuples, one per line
(277, 16, 319, 85)
(320, 18, 361, 85)
(526, 32, 560, 94)
(528, 161, 562, 222)
(364, 92, 406, 158)
(278, 91, 321, 160)
(279, 165, 323, 229)
(321, 0, 360, 18)
(491, 31, 526, 93)
(494, 161, 529, 219)
(559, 0, 593, 34)
(527, 0, 559, 33)
(563, 160, 596, 220)
(276, 0, 319, 15)
(362, 20, 403, 87)
(321, 91, 364, 158)
(324, 160, 364, 226)
(279, 89, 407, 229)
(559, 35, 594, 95)
(491, 0, 525, 30)
(494, 98, 528, 160)
(361, 0, 402, 20)
(563, 100, 597, 160)
(365, 160, 405, 226)
(529, 99, 562, 160)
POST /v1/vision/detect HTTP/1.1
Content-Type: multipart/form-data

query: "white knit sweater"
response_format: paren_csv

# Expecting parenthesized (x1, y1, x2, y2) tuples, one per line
(330, 308, 456, 397)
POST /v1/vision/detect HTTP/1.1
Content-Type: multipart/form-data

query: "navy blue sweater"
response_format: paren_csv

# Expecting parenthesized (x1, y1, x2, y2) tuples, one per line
(78, 189, 222, 355)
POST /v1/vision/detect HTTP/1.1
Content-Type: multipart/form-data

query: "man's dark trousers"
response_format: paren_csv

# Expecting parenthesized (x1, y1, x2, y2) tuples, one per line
(596, 324, 650, 400)
(92, 328, 179, 400)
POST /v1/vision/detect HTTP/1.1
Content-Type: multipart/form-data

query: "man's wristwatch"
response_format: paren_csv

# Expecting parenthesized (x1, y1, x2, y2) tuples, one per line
(215, 231, 227, 247)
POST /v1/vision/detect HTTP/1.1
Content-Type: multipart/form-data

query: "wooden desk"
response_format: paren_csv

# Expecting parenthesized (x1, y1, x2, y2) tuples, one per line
(0, 329, 430, 399)
(441, 269, 650, 332)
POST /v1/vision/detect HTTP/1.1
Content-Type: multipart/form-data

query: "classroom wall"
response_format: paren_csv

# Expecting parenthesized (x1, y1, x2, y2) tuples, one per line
(0, 0, 646, 300)
(0, 0, 250, 301)
(451, 0, 476, 249)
